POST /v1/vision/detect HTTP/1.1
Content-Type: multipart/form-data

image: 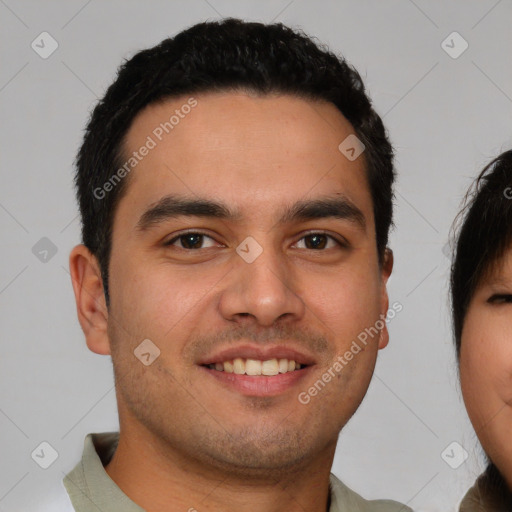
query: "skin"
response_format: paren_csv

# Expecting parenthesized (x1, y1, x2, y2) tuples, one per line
(69, 91, 393, 512)
(460, 249, 512, 488)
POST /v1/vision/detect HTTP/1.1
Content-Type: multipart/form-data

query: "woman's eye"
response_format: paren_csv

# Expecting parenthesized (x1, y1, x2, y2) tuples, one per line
(165, 232, 218, 249)
(488, 294, 512, 304)
(294, 233, 342, 250)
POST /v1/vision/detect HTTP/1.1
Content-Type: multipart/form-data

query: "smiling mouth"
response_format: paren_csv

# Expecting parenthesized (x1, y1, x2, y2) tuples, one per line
(202, 357, 307, 376)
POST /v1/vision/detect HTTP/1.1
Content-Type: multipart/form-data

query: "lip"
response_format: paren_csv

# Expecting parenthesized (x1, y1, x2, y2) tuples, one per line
(199, 364, 313, 397)
(196, 344, 317, 366)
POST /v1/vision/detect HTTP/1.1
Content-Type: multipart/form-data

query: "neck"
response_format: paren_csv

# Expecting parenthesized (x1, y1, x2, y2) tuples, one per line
(105, 422, 335, 512)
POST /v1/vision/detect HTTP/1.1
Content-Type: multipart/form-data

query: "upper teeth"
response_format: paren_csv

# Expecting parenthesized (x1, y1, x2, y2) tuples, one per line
(208, 358, 302, 375)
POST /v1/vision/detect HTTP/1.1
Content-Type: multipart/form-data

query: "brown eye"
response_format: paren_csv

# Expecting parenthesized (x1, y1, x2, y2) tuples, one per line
(294, 232, 345, 250)
(488, 294, 512, 304)
(305, 234, 328, 249)
(165, 232, 217, 249)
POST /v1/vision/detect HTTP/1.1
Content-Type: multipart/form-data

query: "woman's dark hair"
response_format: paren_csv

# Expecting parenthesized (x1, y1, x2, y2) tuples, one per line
(450, 149, 512, 356)
(450, 149, 512, 501)
(75, 18, 394, 305)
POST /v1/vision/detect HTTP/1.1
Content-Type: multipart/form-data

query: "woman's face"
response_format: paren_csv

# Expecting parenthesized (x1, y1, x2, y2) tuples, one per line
(460, 248, 512, 486)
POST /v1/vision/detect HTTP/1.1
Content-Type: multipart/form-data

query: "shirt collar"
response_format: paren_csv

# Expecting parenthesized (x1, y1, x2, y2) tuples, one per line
(64, 432, 144, 512)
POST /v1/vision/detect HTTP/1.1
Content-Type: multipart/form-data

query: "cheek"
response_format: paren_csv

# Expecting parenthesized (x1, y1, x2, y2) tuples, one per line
(302, 263, 382, 346)
(460, 313, 512, 426)
(460, 339, 492, 421)
(117, 263, 222, 335)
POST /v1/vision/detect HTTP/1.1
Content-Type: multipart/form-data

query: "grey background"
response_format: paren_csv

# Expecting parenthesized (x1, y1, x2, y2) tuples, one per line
(1, 1, 511, 511)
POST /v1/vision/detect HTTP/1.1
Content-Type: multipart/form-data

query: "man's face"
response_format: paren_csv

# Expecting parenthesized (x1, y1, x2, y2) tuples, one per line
(104, 91, 391, 475)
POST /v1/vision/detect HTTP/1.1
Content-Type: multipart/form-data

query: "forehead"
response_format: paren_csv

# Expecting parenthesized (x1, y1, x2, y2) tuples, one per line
(481, 247, 512, 287)
(116, 91, 373, 228)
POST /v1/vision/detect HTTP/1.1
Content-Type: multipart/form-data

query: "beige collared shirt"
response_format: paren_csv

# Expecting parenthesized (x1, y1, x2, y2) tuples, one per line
(62, 433, 412, 512)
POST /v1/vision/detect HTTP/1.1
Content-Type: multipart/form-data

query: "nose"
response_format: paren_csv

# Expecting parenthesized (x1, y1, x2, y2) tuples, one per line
(218, 242, 306, 327)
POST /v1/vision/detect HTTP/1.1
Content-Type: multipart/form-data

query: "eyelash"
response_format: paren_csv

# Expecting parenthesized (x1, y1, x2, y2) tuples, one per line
(163, 230, 346, 250)
(488, 294, 512, 304)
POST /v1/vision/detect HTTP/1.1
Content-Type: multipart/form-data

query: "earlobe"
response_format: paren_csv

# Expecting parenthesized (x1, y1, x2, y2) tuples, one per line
(378, 321, 390, 350)
(69, 244, 110, 355)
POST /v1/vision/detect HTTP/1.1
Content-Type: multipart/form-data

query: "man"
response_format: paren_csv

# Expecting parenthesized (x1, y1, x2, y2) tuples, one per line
(65, 18, 409, 512)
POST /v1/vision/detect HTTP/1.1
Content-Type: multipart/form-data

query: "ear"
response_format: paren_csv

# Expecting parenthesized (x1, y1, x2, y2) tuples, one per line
(377, 248, 394, 350)
(69, 244, 110, 355)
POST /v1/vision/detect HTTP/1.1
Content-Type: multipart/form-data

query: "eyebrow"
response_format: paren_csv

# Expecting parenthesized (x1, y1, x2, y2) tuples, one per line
(135, 194, 366, 232)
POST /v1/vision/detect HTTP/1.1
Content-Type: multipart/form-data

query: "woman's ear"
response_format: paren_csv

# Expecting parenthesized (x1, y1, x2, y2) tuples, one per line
(378, 248, 394, 350)
(69, 244, 110, 355)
